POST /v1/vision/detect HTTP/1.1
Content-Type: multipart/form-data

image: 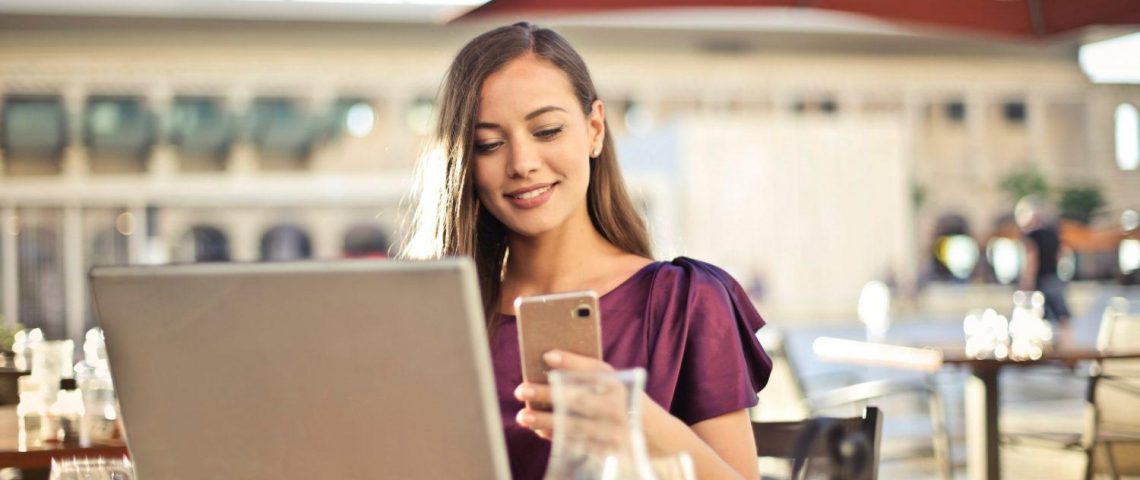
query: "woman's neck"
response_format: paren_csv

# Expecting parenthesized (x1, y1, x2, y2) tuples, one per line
(503, 215, 622, 298)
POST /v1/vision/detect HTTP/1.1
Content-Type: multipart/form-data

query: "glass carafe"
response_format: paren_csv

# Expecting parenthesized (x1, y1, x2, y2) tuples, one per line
(544, 367, 658, 480)
(50, 456, 134, 480)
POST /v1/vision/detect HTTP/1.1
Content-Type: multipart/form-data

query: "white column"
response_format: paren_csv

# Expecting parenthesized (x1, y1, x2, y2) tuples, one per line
(768, 88, 795, 122)
(128, 204, 149, 265)
(63, 205, 85, 342)
(147, 86, 179, 178)
(308, 209, 343, 260)
(225, 88, 257, 175)
(229, 210, 260, 262)
(306, 87, 336, 171)
(1026, 92, 1048, 168)
(837, 91, 864, 122)
(61, 85, 90, 179)
(383, 91, 411, 170)
(0, 89, 7, 179)
(897, 91, 925, 297)
(1083, 89, 1105, 177)
(965, 91, 988, 181)
(2, 206, 18, 326)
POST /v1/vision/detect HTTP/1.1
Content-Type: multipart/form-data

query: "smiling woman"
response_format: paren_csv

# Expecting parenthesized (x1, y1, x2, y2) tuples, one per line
(402, 22, 771, 480)
(472, 57, 599, 240)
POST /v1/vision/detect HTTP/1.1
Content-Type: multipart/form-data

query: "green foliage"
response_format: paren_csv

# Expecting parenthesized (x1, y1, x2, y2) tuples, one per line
(0, 320, 24, 351)
(1058, 184, 1107, 224)
(999, 165, 1050, 203)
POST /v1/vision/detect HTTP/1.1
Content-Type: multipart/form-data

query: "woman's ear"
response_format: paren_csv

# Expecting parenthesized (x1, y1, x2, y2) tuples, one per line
(588, 99, 606, 156)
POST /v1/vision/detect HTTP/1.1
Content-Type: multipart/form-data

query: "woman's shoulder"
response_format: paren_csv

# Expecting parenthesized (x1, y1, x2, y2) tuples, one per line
(647, 257, 747, 294)
(637, 257, 761, 324)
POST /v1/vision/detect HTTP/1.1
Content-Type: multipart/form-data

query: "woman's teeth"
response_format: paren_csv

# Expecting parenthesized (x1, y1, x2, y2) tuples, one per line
(510, 185, 552, 199)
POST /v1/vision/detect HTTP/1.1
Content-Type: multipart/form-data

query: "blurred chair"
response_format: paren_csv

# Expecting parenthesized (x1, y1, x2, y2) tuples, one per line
(0, 354, 25, 405)
(0, 368, 21, 405)
(1002, 297, 1140, 479)
(753, 406, 882, 480)
(766, 330, 952, 480)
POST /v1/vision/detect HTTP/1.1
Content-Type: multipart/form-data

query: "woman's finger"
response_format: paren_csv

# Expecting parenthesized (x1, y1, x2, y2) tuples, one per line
(516, 407, 554, 432)
(514, 382, 552, 405)
(543, 350, 614, 373)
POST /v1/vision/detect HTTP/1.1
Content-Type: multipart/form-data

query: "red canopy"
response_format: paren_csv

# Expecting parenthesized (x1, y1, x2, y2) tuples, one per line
(456, 0, 1140, 39)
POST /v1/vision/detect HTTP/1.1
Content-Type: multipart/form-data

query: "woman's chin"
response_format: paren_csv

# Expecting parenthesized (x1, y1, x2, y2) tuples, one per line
(504, 218, 561, 239)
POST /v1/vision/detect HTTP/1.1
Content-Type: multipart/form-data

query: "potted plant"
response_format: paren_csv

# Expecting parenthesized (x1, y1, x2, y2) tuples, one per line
(1058, 184, 1107, 225)
(998, 164, 1050, 204)
(0, 319, 24, 367)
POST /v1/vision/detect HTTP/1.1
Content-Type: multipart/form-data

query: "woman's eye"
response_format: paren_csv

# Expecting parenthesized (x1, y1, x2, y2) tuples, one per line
(535, 126, 563, 139)
(475, 141, 503, 154)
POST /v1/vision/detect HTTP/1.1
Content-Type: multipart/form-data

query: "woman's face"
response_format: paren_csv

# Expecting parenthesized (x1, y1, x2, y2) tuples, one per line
(472, 53, 605, 239)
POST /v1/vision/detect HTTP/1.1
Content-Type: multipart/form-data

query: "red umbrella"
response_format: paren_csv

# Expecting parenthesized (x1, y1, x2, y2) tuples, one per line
(456, 0, 1140, 39)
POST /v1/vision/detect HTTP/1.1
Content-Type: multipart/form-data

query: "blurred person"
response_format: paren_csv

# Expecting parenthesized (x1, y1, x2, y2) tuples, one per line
(1016, 195, 1071, 334)
(403, 22, 771, 480)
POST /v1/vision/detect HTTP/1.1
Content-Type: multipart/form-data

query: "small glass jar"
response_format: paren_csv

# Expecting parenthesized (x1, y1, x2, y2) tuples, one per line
(544, 368, 657, 480)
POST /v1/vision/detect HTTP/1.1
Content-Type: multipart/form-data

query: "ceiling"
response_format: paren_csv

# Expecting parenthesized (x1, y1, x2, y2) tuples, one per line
(0, 0, 490, 24)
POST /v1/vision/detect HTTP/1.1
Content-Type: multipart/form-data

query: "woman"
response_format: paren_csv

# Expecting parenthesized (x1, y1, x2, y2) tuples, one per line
(405, 22, 771, 479)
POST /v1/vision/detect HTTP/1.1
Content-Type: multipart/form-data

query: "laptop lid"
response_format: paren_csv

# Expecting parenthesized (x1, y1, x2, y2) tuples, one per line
(90, 258, 509, 479)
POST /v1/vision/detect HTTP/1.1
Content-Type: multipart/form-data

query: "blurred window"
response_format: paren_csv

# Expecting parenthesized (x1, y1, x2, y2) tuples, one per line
(248, 97, 314, 168)
(16, 209, 66, 340)
(937, 235, 980, 280)
(85, 96, 155, 173)
(791, 96, 839, 116)
(819, 98, 838, 114)
(1121, 239, 1140, 276)
(1116, 103, 1139, 171)
(177, 225, 231, 263)
(930, 214, 975, 281)
(171, 96, 233, 170)
(326, 98, 375, 139)
(944, 101, 966, 123)
(260, 224, 312, 261)
(342, 224, 390, 258)
(986, 237, 1023, 285)
(1003, 101, 1026, 124)
(621, 100, 654, 137)
(405, 96, 435, 136)
(0, 95, 66, 174)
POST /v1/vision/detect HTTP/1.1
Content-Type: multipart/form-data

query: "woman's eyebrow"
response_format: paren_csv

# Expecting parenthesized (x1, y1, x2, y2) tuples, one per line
(525, 105, 566, 120)
(475, 105, 567, 130)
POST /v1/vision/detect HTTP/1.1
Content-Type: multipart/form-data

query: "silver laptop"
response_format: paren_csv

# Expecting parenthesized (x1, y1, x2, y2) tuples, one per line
(90, 258, 509, 479)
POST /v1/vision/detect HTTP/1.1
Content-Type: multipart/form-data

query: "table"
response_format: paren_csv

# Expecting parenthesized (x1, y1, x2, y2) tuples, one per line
(0, 405, 129, 471)
(812, 337, 1140, 480)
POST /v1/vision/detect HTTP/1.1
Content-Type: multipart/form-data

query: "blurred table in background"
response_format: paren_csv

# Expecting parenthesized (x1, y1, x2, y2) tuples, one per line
(0, 405, 128, 473)
(814, 337, 1140, 480)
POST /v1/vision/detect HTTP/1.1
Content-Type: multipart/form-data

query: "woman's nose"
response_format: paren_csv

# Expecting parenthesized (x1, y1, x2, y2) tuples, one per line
(506, 140, 541, 178)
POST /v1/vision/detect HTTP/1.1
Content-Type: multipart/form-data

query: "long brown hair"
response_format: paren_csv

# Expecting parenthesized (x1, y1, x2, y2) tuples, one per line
(402, 22, 652, 329)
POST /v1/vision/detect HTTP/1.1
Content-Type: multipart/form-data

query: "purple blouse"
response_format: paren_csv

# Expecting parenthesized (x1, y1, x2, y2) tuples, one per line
(489, 257, 773, 479)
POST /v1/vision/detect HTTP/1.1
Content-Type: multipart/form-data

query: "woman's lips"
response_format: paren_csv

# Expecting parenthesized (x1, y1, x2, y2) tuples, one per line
(505, 182, 557, 209)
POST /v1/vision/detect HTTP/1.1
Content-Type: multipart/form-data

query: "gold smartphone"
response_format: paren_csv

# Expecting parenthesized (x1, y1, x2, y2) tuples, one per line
(515, 290, 603, 410)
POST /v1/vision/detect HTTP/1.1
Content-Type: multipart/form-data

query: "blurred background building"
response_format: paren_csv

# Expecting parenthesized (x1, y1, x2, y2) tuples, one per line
(0, 1, 1137, 347)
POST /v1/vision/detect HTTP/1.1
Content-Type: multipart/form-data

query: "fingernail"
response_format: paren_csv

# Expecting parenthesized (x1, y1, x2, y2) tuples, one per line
(516, 410, 534, 426)
(515, 385, 534, 400)
(543, 351, 562, 366)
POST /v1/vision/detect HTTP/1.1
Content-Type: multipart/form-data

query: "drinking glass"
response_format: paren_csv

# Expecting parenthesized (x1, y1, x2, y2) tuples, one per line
(544, 368, 657, 480)
(49, 456, 134, 480)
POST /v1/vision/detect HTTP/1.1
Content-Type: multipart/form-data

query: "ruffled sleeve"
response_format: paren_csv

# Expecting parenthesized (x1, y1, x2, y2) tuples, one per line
(643, 257, 773, 425)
